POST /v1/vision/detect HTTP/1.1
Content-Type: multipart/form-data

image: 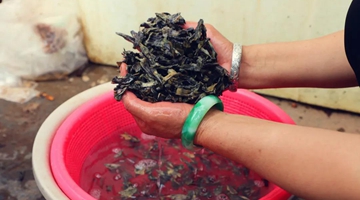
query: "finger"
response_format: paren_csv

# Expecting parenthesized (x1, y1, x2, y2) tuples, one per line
(120, 62, 127, 76)
(122, 91, 190, 120)
(122, 91, 152, 118)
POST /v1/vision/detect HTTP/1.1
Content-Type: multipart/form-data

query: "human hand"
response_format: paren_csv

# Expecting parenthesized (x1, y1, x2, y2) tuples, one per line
(121, 22, 231, 139)
(122, 91, 192, 139)
(116, 61, 190, 139)
(183, 21, 233, 73)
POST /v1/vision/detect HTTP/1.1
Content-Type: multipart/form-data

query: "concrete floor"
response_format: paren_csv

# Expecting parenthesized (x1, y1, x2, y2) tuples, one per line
(0, 63, 359, 200)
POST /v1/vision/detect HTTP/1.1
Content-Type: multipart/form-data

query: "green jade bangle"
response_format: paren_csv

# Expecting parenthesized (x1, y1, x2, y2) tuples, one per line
(181, 95, 224, 149)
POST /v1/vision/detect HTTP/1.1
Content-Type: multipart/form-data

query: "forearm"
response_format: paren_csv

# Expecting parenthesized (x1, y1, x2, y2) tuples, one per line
(238, 30, 358, 89)
(195, 110, 360, 200)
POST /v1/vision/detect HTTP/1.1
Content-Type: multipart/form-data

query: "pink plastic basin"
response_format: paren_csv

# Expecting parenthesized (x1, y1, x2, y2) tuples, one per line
(50, 89, 294, 200)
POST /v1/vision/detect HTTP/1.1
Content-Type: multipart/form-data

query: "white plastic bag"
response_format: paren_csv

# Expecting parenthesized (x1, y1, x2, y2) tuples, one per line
(0, 0, 88, 103)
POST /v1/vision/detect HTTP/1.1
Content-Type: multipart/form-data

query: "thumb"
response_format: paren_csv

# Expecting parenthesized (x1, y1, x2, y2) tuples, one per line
(119, 62, 127, 76)
(122, 92, 151, 119)
(133, 116, 146, 129)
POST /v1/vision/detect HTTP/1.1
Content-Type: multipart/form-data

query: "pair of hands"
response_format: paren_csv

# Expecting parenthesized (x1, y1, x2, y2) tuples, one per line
(121, 22, 233, 139)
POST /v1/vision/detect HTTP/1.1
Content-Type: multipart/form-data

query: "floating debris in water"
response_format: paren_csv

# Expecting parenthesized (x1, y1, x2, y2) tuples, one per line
(119, 186, 137, 198)
(134, 159, 157, 175)
(121, 133, 140, 142)
(81, 131, 270, 199)
(105, 163, 121, 172)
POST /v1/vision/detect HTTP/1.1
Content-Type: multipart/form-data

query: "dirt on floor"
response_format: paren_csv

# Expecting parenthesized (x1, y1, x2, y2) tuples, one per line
(0, 63, 359, 200)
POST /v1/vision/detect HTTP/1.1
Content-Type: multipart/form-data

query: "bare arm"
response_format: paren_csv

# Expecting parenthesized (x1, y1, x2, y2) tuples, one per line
(238, 30, 358, 89)
(195, 109, 360, 200)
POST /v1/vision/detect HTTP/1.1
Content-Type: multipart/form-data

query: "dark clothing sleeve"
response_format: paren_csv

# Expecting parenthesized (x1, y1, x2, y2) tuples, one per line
(345, 0, 360, 85)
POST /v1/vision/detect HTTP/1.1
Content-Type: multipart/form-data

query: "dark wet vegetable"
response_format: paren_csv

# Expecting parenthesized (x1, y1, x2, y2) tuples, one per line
(112, 12, 232, 104)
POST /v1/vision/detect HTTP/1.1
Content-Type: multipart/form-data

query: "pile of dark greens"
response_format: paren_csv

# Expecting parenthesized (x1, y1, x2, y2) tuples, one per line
(112, 12, 232, 104)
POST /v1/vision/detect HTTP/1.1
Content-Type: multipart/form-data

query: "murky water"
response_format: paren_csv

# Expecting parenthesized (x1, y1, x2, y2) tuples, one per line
(79, 126, 273, 200)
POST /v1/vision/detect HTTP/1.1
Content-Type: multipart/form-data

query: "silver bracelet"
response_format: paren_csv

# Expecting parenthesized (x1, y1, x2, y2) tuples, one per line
(229, 43, 242, 92)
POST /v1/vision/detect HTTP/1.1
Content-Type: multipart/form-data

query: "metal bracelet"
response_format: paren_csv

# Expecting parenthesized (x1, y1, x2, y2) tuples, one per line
(229, 43, 242, 92)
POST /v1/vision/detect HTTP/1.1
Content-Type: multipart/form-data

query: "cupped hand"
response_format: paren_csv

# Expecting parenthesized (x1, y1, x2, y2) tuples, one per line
(122, 91, 192, 139)
(121, 22, 231, 139)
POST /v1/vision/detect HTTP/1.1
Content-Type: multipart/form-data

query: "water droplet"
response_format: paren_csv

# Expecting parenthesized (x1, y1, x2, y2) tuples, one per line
(114, 174, 121, 181)
(90, 188, 101, 199)
(112, 147, 122, 154)
(95, 173, 102, 179)
(254, 180, 264, 187)
(199, 165, 203, 171)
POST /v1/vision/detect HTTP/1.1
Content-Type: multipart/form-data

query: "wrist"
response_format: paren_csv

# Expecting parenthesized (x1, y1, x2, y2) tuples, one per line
(193, 108, 225, 147)
(235, 45, 256, 89)
(181, 95, 224, 149)
(229, 43, 243, 91)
